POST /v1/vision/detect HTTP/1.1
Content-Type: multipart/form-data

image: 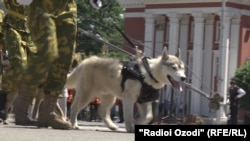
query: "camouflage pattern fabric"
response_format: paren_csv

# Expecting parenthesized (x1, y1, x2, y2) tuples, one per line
(1, 0, 36, 95)
(3, 0, 29, 33)
(0, 10, 5, 90)
(0, 10, 4, 42)
(26, 0, 77, 97)
(0, 10, 4, 24)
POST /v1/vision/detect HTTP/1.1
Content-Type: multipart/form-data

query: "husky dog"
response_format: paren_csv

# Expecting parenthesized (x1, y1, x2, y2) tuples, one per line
(66, 47, 186, 133)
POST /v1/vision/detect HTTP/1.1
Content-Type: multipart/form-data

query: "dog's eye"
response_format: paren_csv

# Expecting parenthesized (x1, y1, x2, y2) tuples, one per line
(172, 66, 177, 70)
(179, 63, 185, 69)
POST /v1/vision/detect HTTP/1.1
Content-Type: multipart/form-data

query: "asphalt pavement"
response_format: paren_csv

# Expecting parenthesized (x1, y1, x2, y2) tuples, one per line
(0, 119, 134, 141)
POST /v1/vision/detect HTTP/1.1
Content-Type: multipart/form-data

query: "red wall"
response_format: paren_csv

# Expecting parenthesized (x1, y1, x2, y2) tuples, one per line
(123, 17, 145, 54)
(239, 15, 250, 66)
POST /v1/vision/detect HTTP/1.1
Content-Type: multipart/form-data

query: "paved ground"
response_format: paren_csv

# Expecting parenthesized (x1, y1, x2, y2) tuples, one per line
(0, 120, 134, 141)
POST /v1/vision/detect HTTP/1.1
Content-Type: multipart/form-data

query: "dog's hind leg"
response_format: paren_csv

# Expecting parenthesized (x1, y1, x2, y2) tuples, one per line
(99, 95, 118, 130)
(70, 92, 92, 129)
(134, 102, 153, 125)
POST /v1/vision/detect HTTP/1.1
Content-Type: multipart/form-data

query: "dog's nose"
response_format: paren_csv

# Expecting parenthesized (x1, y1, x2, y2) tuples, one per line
(181, 77, 186, 81)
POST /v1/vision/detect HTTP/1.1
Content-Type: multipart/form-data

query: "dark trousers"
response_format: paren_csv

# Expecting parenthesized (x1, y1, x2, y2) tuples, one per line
(0, 90, 7, 120)
(119, 103, 124, 122)
(229, 104, 238, 125)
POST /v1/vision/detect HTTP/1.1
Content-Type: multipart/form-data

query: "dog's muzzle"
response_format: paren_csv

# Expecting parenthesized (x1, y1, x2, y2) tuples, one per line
(167, 75, 185, 92)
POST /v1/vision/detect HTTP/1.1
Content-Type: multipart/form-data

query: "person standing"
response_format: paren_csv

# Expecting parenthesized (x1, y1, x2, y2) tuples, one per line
(1, 0, 37, 125)
(228, 80, 246, 125)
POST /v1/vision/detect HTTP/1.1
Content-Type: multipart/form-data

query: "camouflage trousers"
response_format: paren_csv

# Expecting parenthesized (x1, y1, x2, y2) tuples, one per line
(2, 26, 36, 95)
(26, 0, 77, 97)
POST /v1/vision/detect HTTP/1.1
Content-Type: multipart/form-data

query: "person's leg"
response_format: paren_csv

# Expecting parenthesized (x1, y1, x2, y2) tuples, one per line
(180, 109, 183, 118)
(230, 105, 238, 125)
(2, 27, 37, 125)
(234, 105, 239, 125)
(67, 102, 71, 119)
(0, 90, 7, 123)
(119, 102, 124, 123)
(27, 0, 77, 129)
(90, 103, 94, 121)
(13, 82, 37, 125)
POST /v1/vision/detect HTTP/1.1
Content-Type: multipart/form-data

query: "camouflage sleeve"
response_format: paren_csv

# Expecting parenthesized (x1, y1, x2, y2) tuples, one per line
(0, 10, 4, 74)
(0, 10, 4, 37)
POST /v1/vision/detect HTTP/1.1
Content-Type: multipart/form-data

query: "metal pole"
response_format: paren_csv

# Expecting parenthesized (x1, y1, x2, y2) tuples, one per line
(78, 27, 134, 57)
(216, 0, 228, 124)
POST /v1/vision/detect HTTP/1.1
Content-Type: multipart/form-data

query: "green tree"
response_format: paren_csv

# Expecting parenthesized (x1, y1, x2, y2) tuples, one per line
(232, 61, 250, 111)
(76, 0, 126, 58)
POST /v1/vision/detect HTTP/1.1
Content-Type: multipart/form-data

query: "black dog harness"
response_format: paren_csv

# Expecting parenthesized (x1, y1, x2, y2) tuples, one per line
(121, 57, 160, 104)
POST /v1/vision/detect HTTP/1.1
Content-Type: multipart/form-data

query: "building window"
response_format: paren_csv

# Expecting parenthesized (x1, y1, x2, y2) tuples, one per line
(215, 21, 220, 43)
(190, 21, 194, 42)
(165, 22, 170, 43)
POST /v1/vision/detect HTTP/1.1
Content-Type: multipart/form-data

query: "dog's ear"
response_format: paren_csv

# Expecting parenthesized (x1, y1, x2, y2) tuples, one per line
(162, 46, 169, 60)
(175, 48, 181, 58)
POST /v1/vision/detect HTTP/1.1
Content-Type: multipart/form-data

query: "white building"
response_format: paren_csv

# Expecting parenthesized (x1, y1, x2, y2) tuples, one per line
(118, 0, 250, 122)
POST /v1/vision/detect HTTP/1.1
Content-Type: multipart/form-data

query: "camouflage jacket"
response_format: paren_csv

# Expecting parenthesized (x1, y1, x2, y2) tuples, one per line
(0, 10, 5, 41)
(0, 10, 4, 33)
(3, 0, 29, 33)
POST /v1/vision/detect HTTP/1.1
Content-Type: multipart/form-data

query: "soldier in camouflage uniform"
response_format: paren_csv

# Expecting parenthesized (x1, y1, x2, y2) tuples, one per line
(17, 0, 77, 129)
(1, 0, 38, 125)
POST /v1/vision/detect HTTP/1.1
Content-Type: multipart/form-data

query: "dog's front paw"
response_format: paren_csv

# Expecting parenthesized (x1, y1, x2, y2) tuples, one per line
(108, 125, 119, 131)
(3, 120, 8, 125)
(104, 119, 119, 131)
(72, 125, 81, 130)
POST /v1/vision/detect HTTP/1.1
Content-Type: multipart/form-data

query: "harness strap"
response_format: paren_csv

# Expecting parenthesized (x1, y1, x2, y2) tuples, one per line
(121, 61, 144, 91)
(120, 60, 160, 104)
(7, 9, 27, 21)
(142, 57, 158, 83)
(137, 83, 160, 104)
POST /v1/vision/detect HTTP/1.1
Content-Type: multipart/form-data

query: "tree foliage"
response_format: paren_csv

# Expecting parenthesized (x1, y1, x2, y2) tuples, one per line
(76, 0, 127, 58)
(232, 61, 250, 111)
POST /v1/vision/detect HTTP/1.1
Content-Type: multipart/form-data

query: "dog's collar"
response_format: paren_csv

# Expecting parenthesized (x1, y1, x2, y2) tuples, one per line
(142, 57, 158, 83)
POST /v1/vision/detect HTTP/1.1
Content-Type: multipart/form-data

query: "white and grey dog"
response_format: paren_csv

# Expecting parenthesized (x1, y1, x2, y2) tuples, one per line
(65, 47, 186, 133)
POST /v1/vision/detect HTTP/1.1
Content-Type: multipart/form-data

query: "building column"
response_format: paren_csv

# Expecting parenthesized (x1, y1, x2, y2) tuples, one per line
(167, 13, 180, 54)
(228, 15, 241, 80)
(202, 14, 215, 116)
(179, 14, 189, 64)
(217, 12, 232, 124)
(144, 13, 155, 57)
(179, 15, 189, 106)
(190, 12, 205, 115)
(154, 16, 165, 57)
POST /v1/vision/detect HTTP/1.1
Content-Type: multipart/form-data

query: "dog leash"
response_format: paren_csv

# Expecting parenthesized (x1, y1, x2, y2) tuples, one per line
(142, 57, 158, 83)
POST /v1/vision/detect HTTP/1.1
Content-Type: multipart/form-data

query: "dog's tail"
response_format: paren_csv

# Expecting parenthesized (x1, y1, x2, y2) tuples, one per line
(64, 64, 82, 89)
